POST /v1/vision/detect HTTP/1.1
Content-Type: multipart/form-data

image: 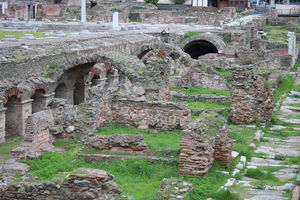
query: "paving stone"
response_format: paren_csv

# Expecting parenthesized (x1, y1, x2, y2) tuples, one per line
(244, 189, 288, 200)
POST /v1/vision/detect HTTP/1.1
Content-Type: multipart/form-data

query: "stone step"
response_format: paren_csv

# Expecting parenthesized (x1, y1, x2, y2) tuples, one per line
(244, 189, 288, 200)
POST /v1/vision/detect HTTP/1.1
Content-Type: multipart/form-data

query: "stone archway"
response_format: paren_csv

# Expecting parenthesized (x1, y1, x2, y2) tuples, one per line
(181, 33, 226, 59)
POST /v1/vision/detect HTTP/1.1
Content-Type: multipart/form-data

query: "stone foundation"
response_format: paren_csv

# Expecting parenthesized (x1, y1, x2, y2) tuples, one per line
(230, 67, 274, 124)
(84, 134, 148, 152)
(0, 168, 127, 200)
(112, 99, 191, 130)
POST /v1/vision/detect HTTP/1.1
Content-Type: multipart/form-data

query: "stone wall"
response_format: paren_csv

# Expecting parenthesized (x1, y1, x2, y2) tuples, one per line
(230, 67, 274, 124)
(171, 92, 231, 104)
(36, 5, 62, 20)
(84, 134, 148, 152)
(112, 99, 191, 130)
(0, 168, 128, 200)
(128, 7, 235, 25)
(179, 117, 232, 177)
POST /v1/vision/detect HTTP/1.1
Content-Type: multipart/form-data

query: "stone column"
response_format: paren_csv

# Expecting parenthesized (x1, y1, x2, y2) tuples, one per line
(17, 99, 33, 136)
(1, 2, 8, 15)
(112, 12, 120, 31)
(34, 4, 38, 19)
(0, 107, 7, 144)
(256, 0, 260, 6)
(288, 32, 297, 66)
(287, 0, 290, 4)
(32, 93, 55, 113)
(81, 0, 86, 23)
(270, 0, 275, 7)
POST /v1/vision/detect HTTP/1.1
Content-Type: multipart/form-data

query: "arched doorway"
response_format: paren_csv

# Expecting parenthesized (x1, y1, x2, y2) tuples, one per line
(73, 82, 85, 105)
(5, 96, 21, 136)
(183, 40, 218, 59)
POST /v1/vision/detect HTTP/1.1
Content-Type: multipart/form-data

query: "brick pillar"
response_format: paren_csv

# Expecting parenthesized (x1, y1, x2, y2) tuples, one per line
(0, 107, 7, 144)
(179, 129, 215, 177)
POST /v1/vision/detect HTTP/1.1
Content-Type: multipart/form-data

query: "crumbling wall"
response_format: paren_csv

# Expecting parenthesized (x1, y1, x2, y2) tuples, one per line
(179, 116, 232, 177)
(230, 67, 274, 124)
(10, 109, 55, 160)
(112, 99, 191, 130)
(0, 168, 127, 200)
(84, 134, 148, 152)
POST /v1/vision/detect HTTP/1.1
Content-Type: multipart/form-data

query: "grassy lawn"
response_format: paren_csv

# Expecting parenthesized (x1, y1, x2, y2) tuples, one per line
(187, 101, 229, 111)
(0, 31, 50, 39)
(172, 86, 231, 96)
(0, 136, 22, 164)
(22, 144, 241, 200)
(95, 123, 180, 151)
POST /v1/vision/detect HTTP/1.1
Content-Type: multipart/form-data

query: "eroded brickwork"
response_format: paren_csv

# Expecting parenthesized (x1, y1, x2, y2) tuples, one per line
(179, 117, 232, 177)
(112, 99, 192, 130)
(230, 67, 274, 124)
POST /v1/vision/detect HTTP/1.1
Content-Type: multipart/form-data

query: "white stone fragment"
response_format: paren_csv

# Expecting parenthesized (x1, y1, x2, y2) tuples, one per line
(65, 126, 75, 133)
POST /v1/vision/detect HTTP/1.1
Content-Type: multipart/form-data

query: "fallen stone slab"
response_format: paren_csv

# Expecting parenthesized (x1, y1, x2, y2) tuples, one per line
(270, 125, 287, 131)
(1, 159, 29, 175)
(291, 186, 300, 200)
(255, 145, 300, 157)
(254, 130, 264, 142)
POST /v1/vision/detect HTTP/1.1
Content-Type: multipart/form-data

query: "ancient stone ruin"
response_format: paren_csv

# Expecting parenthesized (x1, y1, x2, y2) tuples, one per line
(0, 2, 299, 199)
(179, 115, 233, 177)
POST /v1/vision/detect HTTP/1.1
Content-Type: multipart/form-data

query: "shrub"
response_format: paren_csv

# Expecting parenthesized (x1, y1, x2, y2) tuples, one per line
(145, 0, 159, 5)
(172, 0, 185, 4)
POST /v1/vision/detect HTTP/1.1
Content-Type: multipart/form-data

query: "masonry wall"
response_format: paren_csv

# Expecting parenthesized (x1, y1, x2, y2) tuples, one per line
(112, 99, 191, 130)
(230, 67, 274, 124)
(0, 168, 126, 200)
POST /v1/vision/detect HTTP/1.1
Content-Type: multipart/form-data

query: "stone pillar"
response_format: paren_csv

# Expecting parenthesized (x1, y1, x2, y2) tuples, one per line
(32, 93, 55, 113)
(270, 0, 275, 7)
(256, 0, 260, 6)
(112, 12, 120, 31)
(0, 107, 7, 144)
(1, 2, 8, 15)
(81, 0, 86, 23)
(34, 4, 38, 19)
(17, 99, 33, 136)
(287, 0, 290, 4)
(288, 32, 297, 66)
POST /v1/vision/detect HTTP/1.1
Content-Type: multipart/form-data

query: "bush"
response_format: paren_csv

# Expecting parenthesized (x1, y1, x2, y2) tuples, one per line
(145, 0, 159, 5)
(172, 0, 185, 4)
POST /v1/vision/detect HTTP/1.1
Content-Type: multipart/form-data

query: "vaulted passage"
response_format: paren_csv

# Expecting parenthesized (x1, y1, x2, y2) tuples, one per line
(5, 96, 21, 136)
(184, 40, 218, 59)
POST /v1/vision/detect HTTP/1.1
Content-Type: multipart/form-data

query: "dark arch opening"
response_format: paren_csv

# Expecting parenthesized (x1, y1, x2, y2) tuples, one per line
(5, 96, 21, 136)
(137, 49, 153, 59)
(32, 89, 46, 113)
(73, 82, 84, 105)
(184, 40, 218, 59)
(55, 83, 68, 99)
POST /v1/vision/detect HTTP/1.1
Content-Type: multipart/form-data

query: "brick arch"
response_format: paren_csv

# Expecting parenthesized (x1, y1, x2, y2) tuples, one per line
(136, 43, 189, 61)
(181, 33, 226, 54)
(3, 88, 22, 105)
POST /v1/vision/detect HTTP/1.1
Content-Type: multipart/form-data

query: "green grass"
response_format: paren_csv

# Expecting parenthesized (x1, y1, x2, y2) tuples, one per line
(273, 75, 295, 103)
(0, 31, 49, 39)
(211, 190, 240, 200)
(215, 68, 233, 77)
(172, 86, 231, 96)
(245, 168, 284, 186)
(187, 101, 229, 111)
(229, 125, 258, 159)
(0, 136, 22, 164)
(23, 145, 240, 200)
(257, 24, 289, 44)
(285, 114, 300, 119)
(179, 32, 202, 43)
(288, 103, 300, 107)
(294, 84, 300, 92)
(95, 123, 180, 151)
